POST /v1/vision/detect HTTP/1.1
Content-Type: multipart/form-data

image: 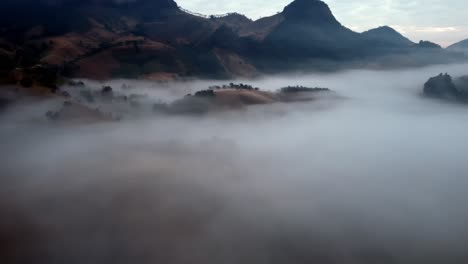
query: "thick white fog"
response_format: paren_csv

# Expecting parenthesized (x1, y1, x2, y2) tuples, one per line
(2, 63, 468, 264)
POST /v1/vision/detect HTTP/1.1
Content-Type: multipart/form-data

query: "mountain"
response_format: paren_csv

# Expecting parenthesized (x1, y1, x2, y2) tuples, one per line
(0, 0, 464, 86)
(447, 39, 468, 54)
(250, 0, 445, 70)
(362, 26, 414, 47)
(262, 0, 366, 61)
(0, 0, 241, 81)
(281, 0, 342, 25)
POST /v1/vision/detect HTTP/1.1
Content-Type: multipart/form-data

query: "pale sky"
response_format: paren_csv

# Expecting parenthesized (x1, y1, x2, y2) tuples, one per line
(176, 0, 468, 47)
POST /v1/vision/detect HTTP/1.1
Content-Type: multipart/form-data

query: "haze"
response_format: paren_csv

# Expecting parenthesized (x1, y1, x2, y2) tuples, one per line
(2, 63, 468, 263)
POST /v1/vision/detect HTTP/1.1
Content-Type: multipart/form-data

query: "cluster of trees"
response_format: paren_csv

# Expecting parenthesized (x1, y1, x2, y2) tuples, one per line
(280, 86, 330, 93)
(16, 64, 60, 91)
(209, 83, 259, 91)
(76, 85, 134, 104)
(178, 6, 243, 20)
(209, 12, 244, 20)
(68, 80, 85, 87)
(101, 86, 113, 94)
(194, 89, 215, 97)
(423, 73, 468, 101)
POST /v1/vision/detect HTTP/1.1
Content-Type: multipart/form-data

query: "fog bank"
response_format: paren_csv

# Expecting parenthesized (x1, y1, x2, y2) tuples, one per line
(2, 63, 468, 264)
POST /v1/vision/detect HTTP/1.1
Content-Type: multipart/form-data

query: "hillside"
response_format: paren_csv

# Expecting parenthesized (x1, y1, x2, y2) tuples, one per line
(0, 0, 258, 83)
(262, 0, 364, 61)
(362, 26, 414, 47)
(0, 0, 465, 87)
(447, 39, 468, 54)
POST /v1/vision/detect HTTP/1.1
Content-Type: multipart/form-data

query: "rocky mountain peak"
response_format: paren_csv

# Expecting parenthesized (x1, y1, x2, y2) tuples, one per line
(282, 0, 341, 27)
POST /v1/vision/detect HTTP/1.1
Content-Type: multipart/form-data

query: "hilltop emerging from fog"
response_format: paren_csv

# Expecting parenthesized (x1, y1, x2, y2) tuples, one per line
(0, 0, 466, 88)
(37, 81, 337, 123)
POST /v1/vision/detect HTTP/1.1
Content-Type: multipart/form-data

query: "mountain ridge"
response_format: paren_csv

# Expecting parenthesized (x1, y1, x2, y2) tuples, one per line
(447, 39, 468, 54)
(362, 26, 414, 47)
(0, 0, 464, 86)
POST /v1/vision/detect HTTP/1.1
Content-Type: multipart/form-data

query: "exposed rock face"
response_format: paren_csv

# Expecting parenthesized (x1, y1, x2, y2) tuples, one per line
(423, 73, 468, 101)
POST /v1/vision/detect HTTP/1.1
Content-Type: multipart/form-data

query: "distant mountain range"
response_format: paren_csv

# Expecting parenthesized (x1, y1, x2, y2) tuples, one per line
(0, 0, 465, 84)
(447, 39, 468, 54)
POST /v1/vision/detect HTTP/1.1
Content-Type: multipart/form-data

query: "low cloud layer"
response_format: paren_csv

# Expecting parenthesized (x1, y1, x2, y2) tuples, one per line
(2, 63, 468, 264)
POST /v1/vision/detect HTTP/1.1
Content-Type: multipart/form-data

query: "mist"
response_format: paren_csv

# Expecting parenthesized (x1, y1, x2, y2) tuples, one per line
(2, 63, 468, 264)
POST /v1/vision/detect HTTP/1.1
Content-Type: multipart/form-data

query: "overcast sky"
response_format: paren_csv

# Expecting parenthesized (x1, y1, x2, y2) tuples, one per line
(177, 0, 467, 47)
